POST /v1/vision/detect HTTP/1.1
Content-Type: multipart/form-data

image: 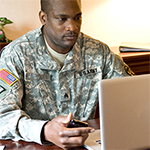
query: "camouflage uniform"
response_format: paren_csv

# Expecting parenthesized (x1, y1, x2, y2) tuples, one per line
(0, 27, 134, 144)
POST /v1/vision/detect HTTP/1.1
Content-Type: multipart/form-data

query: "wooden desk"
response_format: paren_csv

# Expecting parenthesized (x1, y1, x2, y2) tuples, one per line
(0, 119, 100, 150)
(120, 52, 150, 75)
(111, 46, 150, 75)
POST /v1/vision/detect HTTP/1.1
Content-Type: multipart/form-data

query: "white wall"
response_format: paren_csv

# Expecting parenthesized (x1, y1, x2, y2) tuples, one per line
(1, 0, 150, 50)
(81, 0, 150, 47)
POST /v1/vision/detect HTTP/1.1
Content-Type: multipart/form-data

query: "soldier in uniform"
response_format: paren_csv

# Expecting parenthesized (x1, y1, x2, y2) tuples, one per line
(0, 0, 134, 149)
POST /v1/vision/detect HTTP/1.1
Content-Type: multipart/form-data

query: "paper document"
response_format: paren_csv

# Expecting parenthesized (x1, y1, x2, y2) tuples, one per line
(84, 129, 101, 150)
(119, 42, 150, 52)
(0, 146, 5, 150)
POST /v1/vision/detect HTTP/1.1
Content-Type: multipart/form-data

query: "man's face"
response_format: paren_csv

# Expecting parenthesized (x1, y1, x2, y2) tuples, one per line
(40, 0, 82, 54)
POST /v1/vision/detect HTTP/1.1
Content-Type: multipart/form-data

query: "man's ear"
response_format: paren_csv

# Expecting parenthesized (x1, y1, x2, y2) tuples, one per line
(39, 10, 47, 25)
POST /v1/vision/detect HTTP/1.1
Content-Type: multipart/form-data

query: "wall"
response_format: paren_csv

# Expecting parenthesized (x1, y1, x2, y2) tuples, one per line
(0, 0, 150, 51)
(81, 0, 150, 47)
(0, 0, 41, 41)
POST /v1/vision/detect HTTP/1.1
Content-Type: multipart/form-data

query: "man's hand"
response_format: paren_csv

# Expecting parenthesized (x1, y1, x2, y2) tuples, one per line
(43, 112, 95, 149)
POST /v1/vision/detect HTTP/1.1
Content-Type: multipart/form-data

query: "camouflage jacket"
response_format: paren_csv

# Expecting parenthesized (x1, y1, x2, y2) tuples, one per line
(0, 27, 134, 144)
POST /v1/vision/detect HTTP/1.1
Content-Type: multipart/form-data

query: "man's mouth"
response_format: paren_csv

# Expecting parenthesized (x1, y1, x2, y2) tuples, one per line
(64, 34, 78, 40)
(65, 36, 77, 40)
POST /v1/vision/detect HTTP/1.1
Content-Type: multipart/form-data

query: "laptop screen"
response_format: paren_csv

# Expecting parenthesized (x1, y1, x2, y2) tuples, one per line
(99, 74, 150, 150)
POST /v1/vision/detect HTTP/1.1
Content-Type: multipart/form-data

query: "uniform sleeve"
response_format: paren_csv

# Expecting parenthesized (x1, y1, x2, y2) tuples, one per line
(102, 44, 135, 79)
(0, 47, 47, 144)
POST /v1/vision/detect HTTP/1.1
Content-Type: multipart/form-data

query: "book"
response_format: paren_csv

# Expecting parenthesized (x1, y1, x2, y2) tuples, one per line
(119, 42, 150, 52)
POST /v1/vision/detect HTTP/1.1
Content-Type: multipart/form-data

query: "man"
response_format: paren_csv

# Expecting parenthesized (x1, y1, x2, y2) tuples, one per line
(0, 0, 134, 149)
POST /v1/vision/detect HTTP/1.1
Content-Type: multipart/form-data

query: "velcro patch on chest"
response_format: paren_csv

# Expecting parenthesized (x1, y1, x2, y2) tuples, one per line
(0, 69, 18, 86)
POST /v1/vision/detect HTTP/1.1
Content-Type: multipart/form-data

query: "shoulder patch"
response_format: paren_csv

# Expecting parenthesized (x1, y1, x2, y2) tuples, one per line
(124, 65, 135, 76)
(0, 69, 18, 86)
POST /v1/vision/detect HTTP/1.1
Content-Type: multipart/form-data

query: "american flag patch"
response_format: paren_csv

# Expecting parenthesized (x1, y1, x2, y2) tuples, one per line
(0, 69, 18, 86)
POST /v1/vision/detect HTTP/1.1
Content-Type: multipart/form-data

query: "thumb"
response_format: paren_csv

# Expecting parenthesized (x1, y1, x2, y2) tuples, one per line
(63, 112, 73, 124)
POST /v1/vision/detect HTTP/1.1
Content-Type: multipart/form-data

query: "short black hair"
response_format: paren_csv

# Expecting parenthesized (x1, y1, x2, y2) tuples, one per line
(41, 0, 81, 15)
(41, 0, 53, 15)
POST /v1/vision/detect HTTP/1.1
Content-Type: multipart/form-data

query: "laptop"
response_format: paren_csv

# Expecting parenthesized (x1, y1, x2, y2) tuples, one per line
(85, 74, 150, 150)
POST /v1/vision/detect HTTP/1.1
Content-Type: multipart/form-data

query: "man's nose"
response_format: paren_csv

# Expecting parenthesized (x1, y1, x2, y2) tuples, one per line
(66, 19, 79, 31)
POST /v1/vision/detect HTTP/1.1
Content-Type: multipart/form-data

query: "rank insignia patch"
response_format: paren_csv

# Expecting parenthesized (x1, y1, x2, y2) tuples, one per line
(0, 85, 5, 94)
(0, 69, 18, 86)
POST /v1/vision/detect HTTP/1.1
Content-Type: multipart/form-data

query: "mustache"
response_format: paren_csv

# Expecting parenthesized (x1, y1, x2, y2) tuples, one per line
(64, 32, 78, 37)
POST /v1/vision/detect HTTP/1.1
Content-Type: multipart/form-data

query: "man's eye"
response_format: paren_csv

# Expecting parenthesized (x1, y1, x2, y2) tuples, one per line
(75, 16, 82, 21)
(59, 18, 67, 22)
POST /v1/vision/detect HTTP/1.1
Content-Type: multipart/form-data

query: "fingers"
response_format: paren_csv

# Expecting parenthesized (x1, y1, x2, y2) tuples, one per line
(59, 133, 89, 150)
(43, 113, 95, 149)
(59, 127, 95, 137)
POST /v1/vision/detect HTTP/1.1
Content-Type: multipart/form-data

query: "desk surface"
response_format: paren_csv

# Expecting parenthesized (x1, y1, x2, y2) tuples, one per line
(0, 118, 100, 150)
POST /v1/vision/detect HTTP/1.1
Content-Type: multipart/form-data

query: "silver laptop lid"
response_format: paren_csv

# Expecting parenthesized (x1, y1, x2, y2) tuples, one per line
(99, 74, 150, 150)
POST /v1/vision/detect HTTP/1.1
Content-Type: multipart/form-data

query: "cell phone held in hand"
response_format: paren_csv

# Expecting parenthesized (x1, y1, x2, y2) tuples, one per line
(67, 119, 88, 128)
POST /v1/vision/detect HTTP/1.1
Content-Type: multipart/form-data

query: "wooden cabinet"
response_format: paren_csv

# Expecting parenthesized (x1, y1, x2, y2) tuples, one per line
(120, 52, 150, 75)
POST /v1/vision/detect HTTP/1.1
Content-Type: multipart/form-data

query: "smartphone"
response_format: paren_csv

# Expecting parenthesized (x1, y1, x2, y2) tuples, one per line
(67, 119, 88, 128)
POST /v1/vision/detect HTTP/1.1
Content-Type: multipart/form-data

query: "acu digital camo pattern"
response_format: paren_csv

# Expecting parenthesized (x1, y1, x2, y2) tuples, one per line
(0, 27, 134, 144)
